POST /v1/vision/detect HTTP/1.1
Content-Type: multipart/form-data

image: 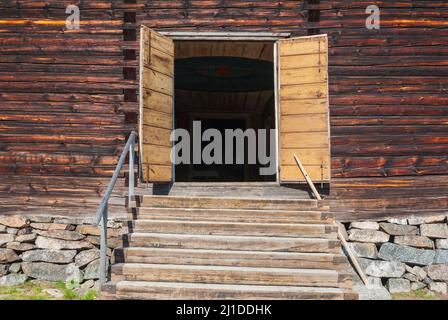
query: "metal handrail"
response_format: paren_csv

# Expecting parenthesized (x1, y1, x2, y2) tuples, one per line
(94, 131, 137, 284)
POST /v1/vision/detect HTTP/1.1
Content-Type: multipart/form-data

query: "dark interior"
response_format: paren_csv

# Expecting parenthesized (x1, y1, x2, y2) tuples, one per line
(173, 41, 276, 182)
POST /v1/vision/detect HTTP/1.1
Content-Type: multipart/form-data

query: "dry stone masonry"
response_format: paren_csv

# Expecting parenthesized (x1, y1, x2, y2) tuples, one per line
(345, 214, 448, 297)
(0, 215, 123, 287)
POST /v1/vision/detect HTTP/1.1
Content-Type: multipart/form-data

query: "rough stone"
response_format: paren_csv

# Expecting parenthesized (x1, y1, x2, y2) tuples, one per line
(426, 264, 448, 281)
(93, 280, 100, 291)
(394, 236, 434, 249)
(359, 258, 406, 278)
(83, 259, 100, 280)
(423, 215, 447, 224)
(21, 249, 76, 264)
(49, 223, 69, 230)
(337, 222, 349, 240)
(434, 250, 448, 264)
(423, 277, 433, 285)
(0, 248, 20, 263)
(77, 279, 95, 297)
(0, 273, 27, 286)
(0, 264, 7, 276)
(387, 218, 408, 225)
(9, 262, 21, 273)
(28, 215, 53, 223)
(22, 262, 83, 282)
(378, 243, 435, 266)
(406, 217, 426, 225)
(403, 273, 419, 282)
(86, 235, 121, 248)
(81, 279, 95, 289)
(30, 223, 67, 231)
(420, 224, 448, 238)
(348, 242, 378, 259)
(35, 229, 85, 241)
(54, 217, 89, 225)
(353, 282, 391, 300)
(350, 222, 379, 230)
(386, 278, 411, 294)
(405, 265, 427, 281)
(29, 223, 49, 230)
(6, 228, 19, 235)
(35, 236, 94, 250)
(107, 221, 121, 229)
(43, 288, 64, 299)
(6, 242, 35, 252)
(348, 230, 390, 243)
(0, 216, 30, 228)
(411, 282, 426, 291)
(75, 249, 100, 268)
(365, 276, 383, 288)
(15, 233, 37, 243)
(17, 228, 30, 236)
(66, 225, 76, 232)
(436, 239, 448, 249)
(75, 225, 121, 238)
(0, 225, 6, 233)
(379, 223, 418, 236)
(429, 282, 447, 295)
(0, 233, 15, 246)
(85, 236, 100, 246)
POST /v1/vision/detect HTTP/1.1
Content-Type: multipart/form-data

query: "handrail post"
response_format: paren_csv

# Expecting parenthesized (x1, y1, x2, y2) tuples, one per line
(93, 131, 136, 285)
(99, 205, 108, 285)
(129, 139, 134, 208)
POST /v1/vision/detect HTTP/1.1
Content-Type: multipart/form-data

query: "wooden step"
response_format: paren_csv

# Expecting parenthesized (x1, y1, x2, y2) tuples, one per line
(112, 263, 352, 288)
(134, 182, 317, 199)
(126, 233, 341, 253)
(117, 247, 349, 270)
(99, 282, 116, 300)
(130, 220, 337, 238)
(131, 207, 332, 224)
(133, 195, 319, 211)
(115, 281, 358, 300)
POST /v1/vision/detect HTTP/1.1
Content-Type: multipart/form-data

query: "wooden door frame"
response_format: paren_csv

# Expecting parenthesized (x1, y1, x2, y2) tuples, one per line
(160, 32, 290, 41)
(140, 29, 330, 185)
(160, 31, 289, 184)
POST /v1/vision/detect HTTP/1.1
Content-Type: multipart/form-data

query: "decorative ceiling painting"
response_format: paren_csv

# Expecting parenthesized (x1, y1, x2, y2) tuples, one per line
(175, 56, 274, 92)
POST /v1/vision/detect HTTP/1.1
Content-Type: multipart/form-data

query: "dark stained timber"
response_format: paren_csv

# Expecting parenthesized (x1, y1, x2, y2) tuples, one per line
(0, 1, 447, 220)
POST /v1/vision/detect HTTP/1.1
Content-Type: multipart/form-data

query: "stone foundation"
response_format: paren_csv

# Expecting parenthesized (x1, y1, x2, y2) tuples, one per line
(2, 212, 448, 299)
(343, 215, 448, 297)
(0, 215, 123, 287)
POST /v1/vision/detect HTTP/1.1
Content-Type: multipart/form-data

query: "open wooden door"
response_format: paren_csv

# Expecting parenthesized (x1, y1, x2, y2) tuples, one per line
(278, 34, 330, 183)
(139, 26, 174, 182)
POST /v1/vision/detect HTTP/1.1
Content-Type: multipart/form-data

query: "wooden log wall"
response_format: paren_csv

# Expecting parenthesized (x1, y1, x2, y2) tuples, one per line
(0, 0, 447, 220)
(0, 1, 134, 216)
(313, 1, 448, 220)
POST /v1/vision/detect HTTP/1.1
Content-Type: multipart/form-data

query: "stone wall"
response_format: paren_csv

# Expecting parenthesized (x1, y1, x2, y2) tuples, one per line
(343, 215, 448, 298)
(0, 215, 123, 288)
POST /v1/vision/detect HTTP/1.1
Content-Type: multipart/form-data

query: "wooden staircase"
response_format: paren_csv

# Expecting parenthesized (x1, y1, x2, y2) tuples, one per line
(105, 195, 357, 300)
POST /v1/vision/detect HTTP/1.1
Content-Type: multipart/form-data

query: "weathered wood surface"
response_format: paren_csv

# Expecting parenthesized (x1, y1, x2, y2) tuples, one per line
(121, 248, 348, 270)
(139, 26, 173, 182)
(0, 1, 132, 216)
(316, 1, 448, 219)
(279, 35, 330, 182)
(316, 2, 448, 183)
(111, 194, 355, 300)
(0, 0, 447, 221)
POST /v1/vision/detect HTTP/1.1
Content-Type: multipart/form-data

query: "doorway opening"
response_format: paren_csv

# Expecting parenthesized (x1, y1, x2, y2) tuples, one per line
(173, 41, 277, 182)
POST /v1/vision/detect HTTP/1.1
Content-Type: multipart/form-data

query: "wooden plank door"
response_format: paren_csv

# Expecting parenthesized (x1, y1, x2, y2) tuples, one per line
(139, 26, 174, 182)
(278, 34, 330, 183)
